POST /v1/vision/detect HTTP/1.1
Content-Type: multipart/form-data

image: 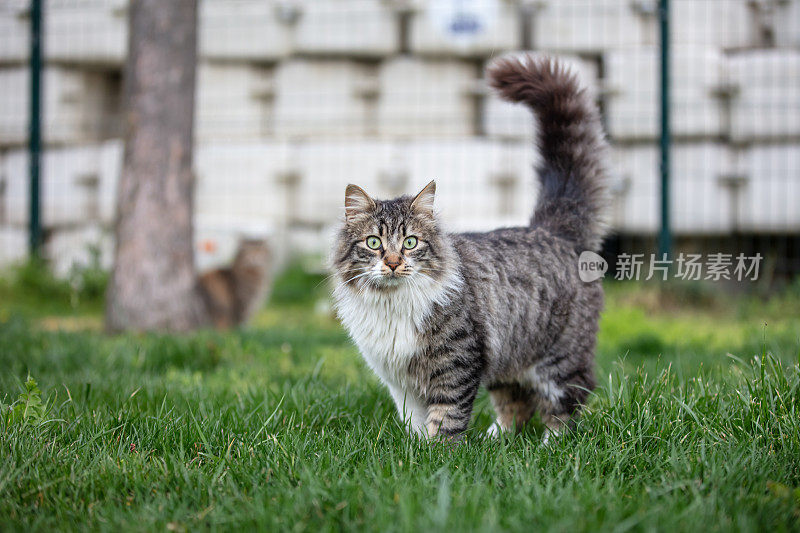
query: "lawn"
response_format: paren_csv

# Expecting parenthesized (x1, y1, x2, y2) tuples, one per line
(1, 263, 800, 531)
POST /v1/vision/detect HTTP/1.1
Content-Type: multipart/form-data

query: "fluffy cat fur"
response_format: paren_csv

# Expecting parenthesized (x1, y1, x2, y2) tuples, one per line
(332, 55, 609, 441)
(198, 239, 272, 329)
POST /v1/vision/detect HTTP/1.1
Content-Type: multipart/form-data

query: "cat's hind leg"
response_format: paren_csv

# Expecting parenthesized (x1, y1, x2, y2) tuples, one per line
(524, 358, 595, 444)
(486, 382, 538, 436)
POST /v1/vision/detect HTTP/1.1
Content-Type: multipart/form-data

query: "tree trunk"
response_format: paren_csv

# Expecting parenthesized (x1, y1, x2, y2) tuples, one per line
(106, 0, 208, 332)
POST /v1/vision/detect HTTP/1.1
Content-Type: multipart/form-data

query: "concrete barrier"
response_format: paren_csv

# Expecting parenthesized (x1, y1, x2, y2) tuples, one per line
(663, 0, 757, 50)
(46, 0, 128, 65)
(410, 1, 520, 57)
(377, 58, 477, 137)
(533, 0, 646, 52)
(0, 0, 29, 63)
(740, 144, 800, 231)
(274, 60, 374, 138)
(200, 0, 296, 60)
(0, 227, 27, 266)
(1, 141, 120, 228)
(771, 0, 800, 48)
(46, 223, 113, 276)
(729, 50, 800, 142)
(196, 62, 274, 141)
(194, 141, 290, 228)
(605, 47, 725, 140)
(295, 0, 398, 56)
(0, 66, 120, 147)
(608, 145, 659, 233)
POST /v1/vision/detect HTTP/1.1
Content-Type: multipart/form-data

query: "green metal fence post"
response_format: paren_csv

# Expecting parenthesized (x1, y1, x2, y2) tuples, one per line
(28, 0, 43, 257)
(658, 0, 672, 260)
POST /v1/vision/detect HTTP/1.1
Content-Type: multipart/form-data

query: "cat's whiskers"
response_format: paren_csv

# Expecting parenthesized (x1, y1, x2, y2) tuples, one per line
(334, 270, 375, 294)
(356, 274, 380, 298)
(344, 271, 374, 285)
(316, 266, 371, 289)
(408, 273, 425, 298)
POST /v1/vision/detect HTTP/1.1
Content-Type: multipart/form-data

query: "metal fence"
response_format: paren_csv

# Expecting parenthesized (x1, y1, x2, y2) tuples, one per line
(0, 0, 798, 282)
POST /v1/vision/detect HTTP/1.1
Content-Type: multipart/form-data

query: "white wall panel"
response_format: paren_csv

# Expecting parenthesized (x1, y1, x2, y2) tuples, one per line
(377, 58, 476, 137)
(729, 51, 800, 142)
(397, 140, 537, 232)
(2, 142, 120, 228)
(46, 223, 113, 276)
(290, 141, 395, 228)
(2, 149, 27, 226)
(0, 227, 27, 267)
(200, 0, 296, 60)
(97, 140, 122, 224)
(46, 0, 128, 65)
(0, 1, 29, 63)
(534, 0, 645, 52)
(274, 60, 373, 138)
(606, 47, 725, 140)
(295, 0, 398, 56)
(0, 67, 119, 146)
(671, 143, 734, 234)
(410, 1, 520, 57)
(740, 144, 800, 231)
(194, 141, 290, 230)
(666, 0, 756, 50)
(608, 146, 659, 233)
(196, 63, 274, 141)
(611, 143, 739, 234)
(772, 0, 800, 48)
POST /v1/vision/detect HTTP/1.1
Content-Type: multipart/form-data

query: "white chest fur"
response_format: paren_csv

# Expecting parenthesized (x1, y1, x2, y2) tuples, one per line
(334, 282, 428, 387)
(333, 275, 460, 389)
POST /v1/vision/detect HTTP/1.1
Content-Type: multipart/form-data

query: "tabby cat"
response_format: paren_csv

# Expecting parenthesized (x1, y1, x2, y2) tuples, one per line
(332, 55, 609, 441)
(198, 239, 272, 329)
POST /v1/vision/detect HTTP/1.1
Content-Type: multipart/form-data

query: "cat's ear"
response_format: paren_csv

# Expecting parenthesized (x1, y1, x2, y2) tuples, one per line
(344, 184, 376, 221)
(411, 180, 436, 215)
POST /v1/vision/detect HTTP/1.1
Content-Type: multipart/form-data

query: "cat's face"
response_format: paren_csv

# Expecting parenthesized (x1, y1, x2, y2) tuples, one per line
(333, 181, 448, 292)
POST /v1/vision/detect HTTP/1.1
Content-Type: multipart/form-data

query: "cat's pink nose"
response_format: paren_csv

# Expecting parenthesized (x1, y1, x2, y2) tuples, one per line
(384, 254, 402, 271)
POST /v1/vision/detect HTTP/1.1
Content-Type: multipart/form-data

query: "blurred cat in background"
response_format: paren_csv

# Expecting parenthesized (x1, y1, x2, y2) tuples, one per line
(199, 239, 272, 329)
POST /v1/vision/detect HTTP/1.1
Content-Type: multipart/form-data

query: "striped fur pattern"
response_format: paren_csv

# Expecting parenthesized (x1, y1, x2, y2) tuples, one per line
(332, 55, 609, 440)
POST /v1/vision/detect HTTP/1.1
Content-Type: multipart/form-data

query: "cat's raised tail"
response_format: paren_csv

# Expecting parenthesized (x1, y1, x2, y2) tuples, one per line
(487, 54, 609, 252)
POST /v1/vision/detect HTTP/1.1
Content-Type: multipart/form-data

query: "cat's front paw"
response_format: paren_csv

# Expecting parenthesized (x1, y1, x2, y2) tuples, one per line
(425, 423, 464, 445)
(429, 433, 463, 447)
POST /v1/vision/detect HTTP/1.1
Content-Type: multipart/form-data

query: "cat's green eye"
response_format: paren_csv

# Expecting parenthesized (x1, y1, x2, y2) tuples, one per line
(365, 236, 382, 250)
(403, 236, 418, 250)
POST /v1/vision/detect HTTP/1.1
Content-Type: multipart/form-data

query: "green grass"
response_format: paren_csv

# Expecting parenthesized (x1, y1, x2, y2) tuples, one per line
(1, 265, 800, 531)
